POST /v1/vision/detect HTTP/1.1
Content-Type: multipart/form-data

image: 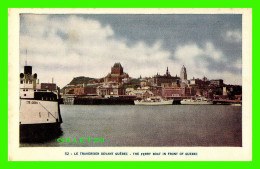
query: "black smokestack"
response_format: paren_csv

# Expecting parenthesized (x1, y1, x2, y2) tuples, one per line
(24, 66, 32, 75)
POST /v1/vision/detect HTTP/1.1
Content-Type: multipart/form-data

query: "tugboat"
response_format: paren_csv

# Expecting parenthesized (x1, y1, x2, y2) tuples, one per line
(19, 65, 62, 142)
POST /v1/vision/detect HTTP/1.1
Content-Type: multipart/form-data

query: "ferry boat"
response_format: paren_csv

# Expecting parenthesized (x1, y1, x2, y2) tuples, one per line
(19, 65, 62, 141)
(134, 97, 173, 105)
(181, 96, 213, 105)
(231, 103, 242, 106)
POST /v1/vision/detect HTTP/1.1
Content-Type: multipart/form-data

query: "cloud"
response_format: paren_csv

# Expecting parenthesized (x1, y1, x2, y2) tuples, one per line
(234, 58, 242, 69)
(20, 15, 172, 87)
(223, 29, 242, 43)
(173, 42, 223, 75)
(20, 15, 242, 87)
(174, 42, 223, 61)
(173, 42, 241, 84)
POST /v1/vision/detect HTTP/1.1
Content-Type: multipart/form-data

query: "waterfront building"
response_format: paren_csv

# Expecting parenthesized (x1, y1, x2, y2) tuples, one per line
(162, 87, 185, 97)
(65, 88, 74, 94)
(189, 77, 210, 87)
(162, 87, 193, 97)
(127, 88, 154, 99)
(223, 86, 227, 96)
(151, 67, 180, 87)
(74, 87, 97, 96)
(210, 79, 224, 86)
(189, 77, 198, 85)
(122, 77, 132, 84)
(97, 82, 125, 96)
(140, 77, 152, 87)
(150, 86, 163, 97)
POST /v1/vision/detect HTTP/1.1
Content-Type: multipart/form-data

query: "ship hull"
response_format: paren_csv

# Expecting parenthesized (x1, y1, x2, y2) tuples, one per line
(20, 122, 62, 142)
(20, 99, 62, 124)
(134, 100, 173, 105)
(19, 99, 63, 142)
(180, 101, 213, 105)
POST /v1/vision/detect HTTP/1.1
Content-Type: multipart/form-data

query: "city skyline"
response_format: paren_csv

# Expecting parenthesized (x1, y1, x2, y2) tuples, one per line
(19, 14, 242, 87)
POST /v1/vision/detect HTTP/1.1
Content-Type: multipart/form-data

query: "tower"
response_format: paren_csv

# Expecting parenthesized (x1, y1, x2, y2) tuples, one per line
(164, 67, 171, 77)
(111, 62, 123, 75)
(180, 65, 187, 82)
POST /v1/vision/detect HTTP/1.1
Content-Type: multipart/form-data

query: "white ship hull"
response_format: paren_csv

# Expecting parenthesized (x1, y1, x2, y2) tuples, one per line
(134, 99, 173, 105)
(20, 99, 62, 125)
(19, 99, 62, 141)
(181, 100, 213, 105)
(231, 103, 242, 106)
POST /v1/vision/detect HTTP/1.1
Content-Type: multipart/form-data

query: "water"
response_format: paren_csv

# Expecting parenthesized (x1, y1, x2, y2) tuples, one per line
(21, 105, 242, 147)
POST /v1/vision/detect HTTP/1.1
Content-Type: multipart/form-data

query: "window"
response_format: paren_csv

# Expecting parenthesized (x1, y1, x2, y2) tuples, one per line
(20, 80, 23, 84)
(24, 94, 26, 96)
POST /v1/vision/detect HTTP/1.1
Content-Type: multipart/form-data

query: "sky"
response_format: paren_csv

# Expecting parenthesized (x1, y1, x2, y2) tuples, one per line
(20, 14, 242, 87)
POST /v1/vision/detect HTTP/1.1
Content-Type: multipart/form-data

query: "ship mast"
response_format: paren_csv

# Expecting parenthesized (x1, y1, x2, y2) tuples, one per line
(25, 49, 28, 66)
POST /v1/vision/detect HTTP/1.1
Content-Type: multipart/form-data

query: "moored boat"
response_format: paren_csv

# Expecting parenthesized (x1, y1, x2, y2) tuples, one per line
(134, 97, 173, 105)
(19, 65, 63, 142)
(231, 103, 242, 106)
(181, 96, 213, 105)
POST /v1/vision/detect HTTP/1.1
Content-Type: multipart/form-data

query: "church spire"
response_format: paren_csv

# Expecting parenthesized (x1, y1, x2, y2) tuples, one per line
(180, 65, 187, 81)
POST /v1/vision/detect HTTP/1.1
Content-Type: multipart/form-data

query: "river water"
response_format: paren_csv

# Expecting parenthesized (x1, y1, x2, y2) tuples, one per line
(21, 105, 242, 147)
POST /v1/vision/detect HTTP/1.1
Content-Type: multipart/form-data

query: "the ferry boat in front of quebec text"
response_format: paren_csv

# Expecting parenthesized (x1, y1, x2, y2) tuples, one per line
(19, 65, 62, 142)
(134, 97, 173, 105)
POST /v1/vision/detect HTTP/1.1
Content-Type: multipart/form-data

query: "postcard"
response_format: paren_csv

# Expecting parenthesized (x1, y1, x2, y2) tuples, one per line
(8, 8, 252, 161)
